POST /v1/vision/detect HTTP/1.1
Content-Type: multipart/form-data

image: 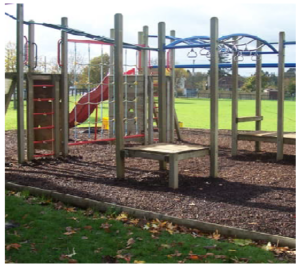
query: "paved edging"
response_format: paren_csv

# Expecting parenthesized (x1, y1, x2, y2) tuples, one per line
(5, 181, 295, 248)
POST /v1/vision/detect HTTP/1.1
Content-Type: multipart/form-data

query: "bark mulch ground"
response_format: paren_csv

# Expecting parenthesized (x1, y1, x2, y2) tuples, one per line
(5, 129, 295, 238)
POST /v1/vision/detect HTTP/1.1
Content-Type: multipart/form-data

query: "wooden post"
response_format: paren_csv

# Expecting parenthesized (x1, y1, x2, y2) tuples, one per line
(61, 17, 69, 157)
(115, 13, 125, 178)
(27, 20, 35, 161)
(148, 76, 154, 144)
(277, 32, 285, 161)
(170, 30, 176, 143)
(53, 75, 61, 157)
(255, 40, 262, 152)
(158, 22, 167, 170)
(16, 4, 25, 163)
(210, 17, 219, 178)
(231, 38, 238, 156)
(169, 154, 179, 189)
(143, 26, 149, 145)
(109, 28, 115, 136)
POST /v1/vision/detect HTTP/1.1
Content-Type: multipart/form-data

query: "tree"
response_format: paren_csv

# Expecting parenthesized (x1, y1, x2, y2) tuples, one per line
(5, 42, 17, 72)
(241, 71, 270, 92)
(78, 54, 110, 87)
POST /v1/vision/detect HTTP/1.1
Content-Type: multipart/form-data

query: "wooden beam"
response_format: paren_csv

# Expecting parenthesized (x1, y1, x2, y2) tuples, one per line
(210, 17, 219, 178)
(277, 32, 285, 160)
(169, 154, 179, 189)
(143, 26, 149, 145)
(16, 4, 25, 163)
(170, 30, 176, 143)
(53, 75, 61, 157)
(115, 13, 125, 178)
(61, 17, 69, 157)
(158, 21, 167, 170)
(231, 38, 238, 156)
(236, 116, 263, 123)
(255, 40, 262, 152)
(26, 74, 34, 161)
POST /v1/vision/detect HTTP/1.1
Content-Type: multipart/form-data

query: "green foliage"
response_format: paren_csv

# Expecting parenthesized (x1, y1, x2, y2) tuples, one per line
(79, 54, 110, 87)
(241, 71, 270, 92)
(5, 42, 17, 72)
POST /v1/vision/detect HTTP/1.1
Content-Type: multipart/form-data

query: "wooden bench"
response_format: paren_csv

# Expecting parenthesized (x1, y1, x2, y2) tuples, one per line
(124, 143, 210, 189)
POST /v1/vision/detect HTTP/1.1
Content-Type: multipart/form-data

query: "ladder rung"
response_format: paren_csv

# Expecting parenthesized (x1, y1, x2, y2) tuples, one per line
(33, 112, 54, 116)
(33, 139, 54, 144)
(34, 153, 55, 158)
(33, 98, 54, 102)
(34, 126, 54, 130)
(33, 84, 54, 88)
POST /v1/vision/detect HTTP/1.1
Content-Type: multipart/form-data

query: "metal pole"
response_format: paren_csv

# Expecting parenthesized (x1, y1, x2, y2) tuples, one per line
(210, 17, 219, 178)
(255, 41, 262, 152)
(143, 26, 149, 144)
(277, 32, 285, 161)
(231, 37, 238, 156)
(61, 17, 69, 157)
(158, 22, 167, 170)
(115, 13, 125, 178)
(16, 4, 25, 163)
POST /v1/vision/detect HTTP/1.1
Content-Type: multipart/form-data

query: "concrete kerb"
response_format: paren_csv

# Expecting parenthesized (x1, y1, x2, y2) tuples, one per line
(5, 181, 295, 248)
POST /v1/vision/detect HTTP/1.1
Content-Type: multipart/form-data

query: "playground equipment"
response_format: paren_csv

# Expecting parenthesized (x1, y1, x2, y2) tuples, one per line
(6, 4, 296, 188)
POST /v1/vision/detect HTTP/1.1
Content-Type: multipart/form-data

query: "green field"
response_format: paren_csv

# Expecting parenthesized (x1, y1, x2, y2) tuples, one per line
(5, 98, 296, 132)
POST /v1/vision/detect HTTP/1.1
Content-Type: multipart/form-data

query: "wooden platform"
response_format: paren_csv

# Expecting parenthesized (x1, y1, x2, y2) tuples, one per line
(124, 143, 210, 189)
(237, 131, 296, 145)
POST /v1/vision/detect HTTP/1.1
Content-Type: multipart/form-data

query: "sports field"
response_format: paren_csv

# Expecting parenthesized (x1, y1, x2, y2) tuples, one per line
(5, 98, 296, 132)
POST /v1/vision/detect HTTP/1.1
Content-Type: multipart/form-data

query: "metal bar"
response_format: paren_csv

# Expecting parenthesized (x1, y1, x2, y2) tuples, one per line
(33, 98, 55, 101)
(277, 32, 285, 161)
(210, 17, 219, 178)
(33, 139, 54, 144)
(33, 112, 54, 115)
(150, 63, 296, 69)
(33, 84, 54, 87)
(158, 21, 167, 170)
(68, 39, 113, 45)
(231, 37, 238, 156)
(16, 4, 25, 163)
(170, 30, 176, 142)
(115, 13, 125, 179)
(61, 17, 69, 157)
(34, 126, 55, 130)
(34, 153, 55, 158)
(255, 41, 262, 152)
(143, 26, 149, 144)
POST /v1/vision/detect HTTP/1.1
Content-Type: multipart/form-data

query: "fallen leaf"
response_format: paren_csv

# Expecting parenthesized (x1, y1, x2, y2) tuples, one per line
(116, 212, 128, 221)
(129, 219, 139, 225)
(134, 260, 145, 263)
(160, 244, 171, 249)
(188, 255, 202, 260)
(22, 214, 28, 220)
(68, 259, 78, 263)
(233, 239, 253, 247)
(65, 207, 77, 213)
(215, 255, 227, 259)
(203, 245, 217, 250)
(6, 243, 21, 251)
(84, 225, 93, 230)
(81, 236, 88, 240)
(127, 238, 135, 246)
(100, 223, 112, 233)
(94, 247, 103, 253)
(189, 202, 196, 206)
(54, 201, 64, 210)
(212, 230, 220, 240)
(64, 231, 76, 235)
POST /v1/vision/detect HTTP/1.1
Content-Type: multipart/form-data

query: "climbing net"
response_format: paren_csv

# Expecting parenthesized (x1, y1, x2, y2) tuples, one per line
(68, 40, 143, 146)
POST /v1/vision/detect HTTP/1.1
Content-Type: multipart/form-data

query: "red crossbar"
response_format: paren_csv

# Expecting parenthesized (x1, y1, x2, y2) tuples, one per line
(33, 139, 54, 144)
(69, 134, 145, 146)
(33, 98, 55, 101)
(34, 126, 54, 130)
(33, 84, 54, 88)
(33, 112, 54, 115)
(34, 153, 55, 158)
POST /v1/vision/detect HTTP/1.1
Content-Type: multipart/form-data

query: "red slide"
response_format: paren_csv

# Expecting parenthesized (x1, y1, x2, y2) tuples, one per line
(69, 68, 135, 128)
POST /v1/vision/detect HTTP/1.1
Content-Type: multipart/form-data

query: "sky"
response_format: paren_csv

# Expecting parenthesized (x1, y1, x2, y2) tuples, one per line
(3, 0, 297, 76)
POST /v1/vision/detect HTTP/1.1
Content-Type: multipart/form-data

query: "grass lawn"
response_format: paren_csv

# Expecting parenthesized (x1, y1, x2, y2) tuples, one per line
(5, 191, 284, 264)
(5, 98, 295, 132)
